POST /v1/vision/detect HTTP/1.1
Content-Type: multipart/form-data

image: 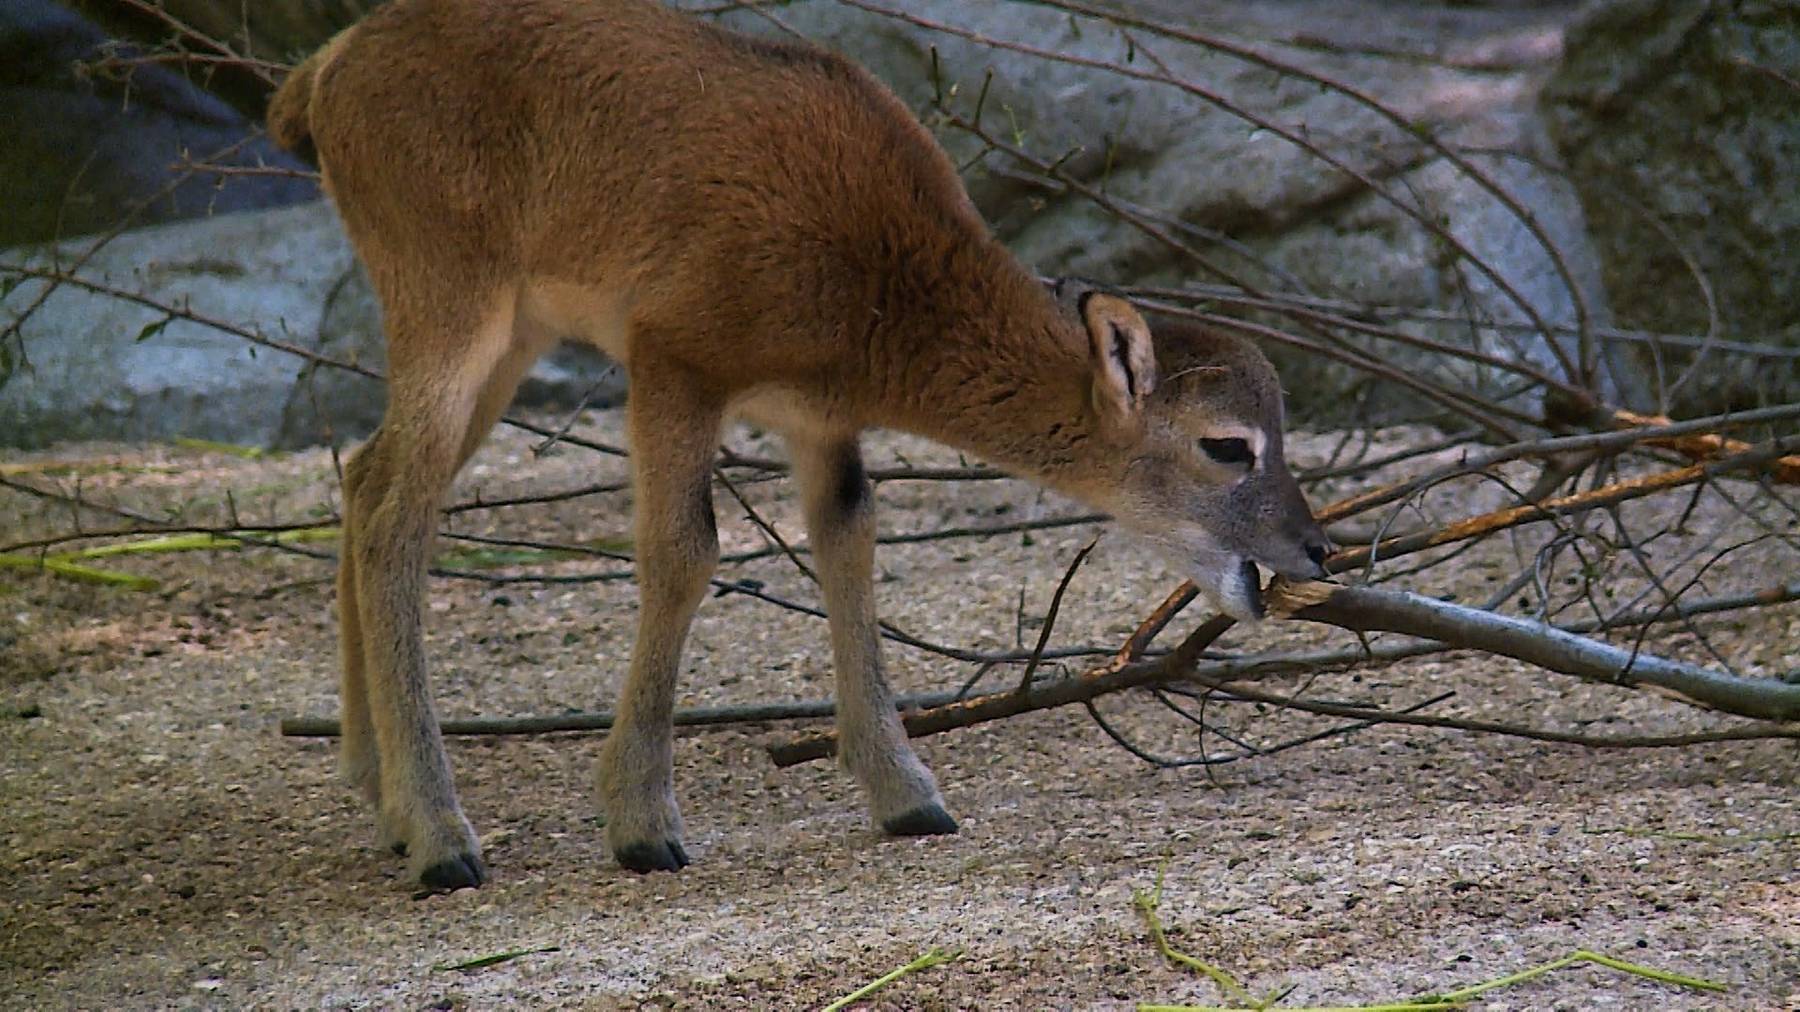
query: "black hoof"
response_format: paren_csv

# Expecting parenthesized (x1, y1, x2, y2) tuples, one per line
(883, 803, 959, 837)
(419, 852, 488, 891)
(615, 839, 690, 873)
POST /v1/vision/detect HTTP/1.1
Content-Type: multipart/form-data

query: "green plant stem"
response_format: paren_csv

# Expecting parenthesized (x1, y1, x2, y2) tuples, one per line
(1133, 863, 1265, 1008)
(0, 552, 160, 590)
(172, 436, 266, 458)
(430, 944, 560, 972)
(1420, 949, 1725, 1003)
(821, 948, 959, 1012)
(1137, 993, 1461, 1001)
(67, 527, 338, 559)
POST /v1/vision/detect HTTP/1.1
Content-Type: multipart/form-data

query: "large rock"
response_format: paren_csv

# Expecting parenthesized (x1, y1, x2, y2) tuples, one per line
(710, 0, 1637, 420)
(0, 202, 622, 450)
(1544, 0, 1800, 412)
(64, 0, 379, 124)
(0, 0, 317, 249)
(4, 1, 1655, 443)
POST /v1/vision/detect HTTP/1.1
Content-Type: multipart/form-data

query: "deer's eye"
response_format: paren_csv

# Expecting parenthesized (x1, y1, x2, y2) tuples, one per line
(1200, 437, 1254, 466)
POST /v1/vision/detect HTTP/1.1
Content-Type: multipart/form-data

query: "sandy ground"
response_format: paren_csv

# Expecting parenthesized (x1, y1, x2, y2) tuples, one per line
(2, 410, 1796, 1010)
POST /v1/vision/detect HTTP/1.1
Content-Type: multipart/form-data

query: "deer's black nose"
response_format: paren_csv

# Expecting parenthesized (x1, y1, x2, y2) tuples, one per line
(1304, 541, 1329, 576)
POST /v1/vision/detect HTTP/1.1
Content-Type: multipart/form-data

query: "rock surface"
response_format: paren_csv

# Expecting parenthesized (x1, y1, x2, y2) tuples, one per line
(715, 0, 1634, 417)
(0, 0, 317, 249)
(1545, 0, 1800, 411)
(20, 0, 1780, 446)
(0, 202, 621, 450)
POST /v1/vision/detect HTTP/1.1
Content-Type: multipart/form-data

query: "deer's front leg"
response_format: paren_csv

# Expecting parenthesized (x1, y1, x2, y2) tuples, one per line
(791, 436, 957, 837)
(598, 370, 722, 872)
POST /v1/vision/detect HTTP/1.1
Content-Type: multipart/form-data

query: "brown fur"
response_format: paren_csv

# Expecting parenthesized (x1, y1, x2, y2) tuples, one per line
(270, 0, 1325, 889)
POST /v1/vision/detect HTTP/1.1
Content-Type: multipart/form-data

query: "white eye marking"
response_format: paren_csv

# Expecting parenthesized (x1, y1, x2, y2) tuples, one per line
(1198, 426, 1266, 469)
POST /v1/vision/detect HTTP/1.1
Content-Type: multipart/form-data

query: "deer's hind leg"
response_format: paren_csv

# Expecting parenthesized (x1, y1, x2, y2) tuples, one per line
(335, 341, 544, 821)
(336, 280, 533, 890)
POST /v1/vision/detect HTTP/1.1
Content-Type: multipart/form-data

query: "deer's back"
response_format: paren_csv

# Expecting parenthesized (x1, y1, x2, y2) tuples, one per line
(308, 0, 989, 324)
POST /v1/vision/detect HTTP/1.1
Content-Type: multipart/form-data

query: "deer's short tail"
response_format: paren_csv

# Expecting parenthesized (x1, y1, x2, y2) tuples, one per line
(267, 30, 350, 154)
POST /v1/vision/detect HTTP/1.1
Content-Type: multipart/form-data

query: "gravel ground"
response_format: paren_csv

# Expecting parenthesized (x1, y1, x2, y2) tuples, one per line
(2, 410, 1796, 1010)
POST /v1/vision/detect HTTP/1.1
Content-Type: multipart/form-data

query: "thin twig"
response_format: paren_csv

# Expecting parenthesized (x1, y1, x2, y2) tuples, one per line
(1016, 538, 1098, 693)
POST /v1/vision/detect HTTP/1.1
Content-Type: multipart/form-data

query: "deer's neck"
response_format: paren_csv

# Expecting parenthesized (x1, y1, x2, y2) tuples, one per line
(862, 246, 1101, 492)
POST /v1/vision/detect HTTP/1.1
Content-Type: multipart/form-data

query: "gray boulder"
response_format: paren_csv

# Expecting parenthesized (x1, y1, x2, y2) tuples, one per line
(1544, 0, 1800, 412)
(712, 0, 1634, 421)
(0, 0, 317, 249)
(3, 1, 1665, 446)
(0, 202, 621, 450)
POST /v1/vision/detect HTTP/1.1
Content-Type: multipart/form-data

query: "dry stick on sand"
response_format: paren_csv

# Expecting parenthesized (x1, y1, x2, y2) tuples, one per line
(275, 443, 1800, 741)
(1260, 580, 1800, 721)
(767, 579, 1800, 766)
(769, 442, 1800, 765)
(280, 692, 974, 738)
(283, 579, 1800, 743)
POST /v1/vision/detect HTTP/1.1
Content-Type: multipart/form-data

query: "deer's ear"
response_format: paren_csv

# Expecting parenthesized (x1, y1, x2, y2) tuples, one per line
(1081, 292, 1156, 437)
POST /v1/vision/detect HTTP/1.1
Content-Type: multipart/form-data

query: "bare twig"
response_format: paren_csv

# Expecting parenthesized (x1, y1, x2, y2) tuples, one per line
(281, 691, 972, 737)
(1016, 538, 1098, 693)
(835, 0, 1587, 386)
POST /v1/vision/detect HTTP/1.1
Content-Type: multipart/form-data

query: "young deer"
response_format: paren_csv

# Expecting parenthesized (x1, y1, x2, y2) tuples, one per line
(269, 0, 1328, 890)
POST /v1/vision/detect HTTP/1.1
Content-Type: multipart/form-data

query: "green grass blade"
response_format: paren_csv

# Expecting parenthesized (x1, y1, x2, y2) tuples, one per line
(821, 947, 959, 1012)
(67, 527, 338, 560)
(1133, 861, 1262, 1008)
(172, 436, 266, 459)
(431, 944, 560, 972)
(0, 552, 160, 590)
(1421, 948, 1727, 1004)
(1139, 1004, 1465, 1011)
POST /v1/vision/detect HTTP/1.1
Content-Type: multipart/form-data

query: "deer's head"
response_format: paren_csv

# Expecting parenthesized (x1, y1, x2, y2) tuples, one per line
(1057, 284, 1329, 620)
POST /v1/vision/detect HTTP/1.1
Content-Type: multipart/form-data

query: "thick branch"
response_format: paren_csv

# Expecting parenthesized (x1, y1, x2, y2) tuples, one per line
(1265, 581, 1800, 721)
(1204, 683, 1799, 751)
(769, 580, 1800, 765)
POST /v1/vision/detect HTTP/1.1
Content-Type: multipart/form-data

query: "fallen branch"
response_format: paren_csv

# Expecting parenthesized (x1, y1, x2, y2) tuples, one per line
(280, 690, 976, 737)
(284, 574, 1800, 743)
(1264, 580, 1800, 721)
(1330, 434, 1800, 569)
(1615, 408, 1800, 484)
(769, 579, 1800, 765)
(769, 615, 1227, 765)
(1198, 683, 1799, 751)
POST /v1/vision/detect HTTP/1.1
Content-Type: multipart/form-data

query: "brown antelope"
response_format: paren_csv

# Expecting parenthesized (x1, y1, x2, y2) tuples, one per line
(268, 0, 1328, 890)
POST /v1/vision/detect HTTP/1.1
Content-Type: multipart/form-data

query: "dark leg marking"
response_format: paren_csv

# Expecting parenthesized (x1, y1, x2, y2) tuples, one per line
(832, 444, 868, 517)
(689, 479, 718, 539)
